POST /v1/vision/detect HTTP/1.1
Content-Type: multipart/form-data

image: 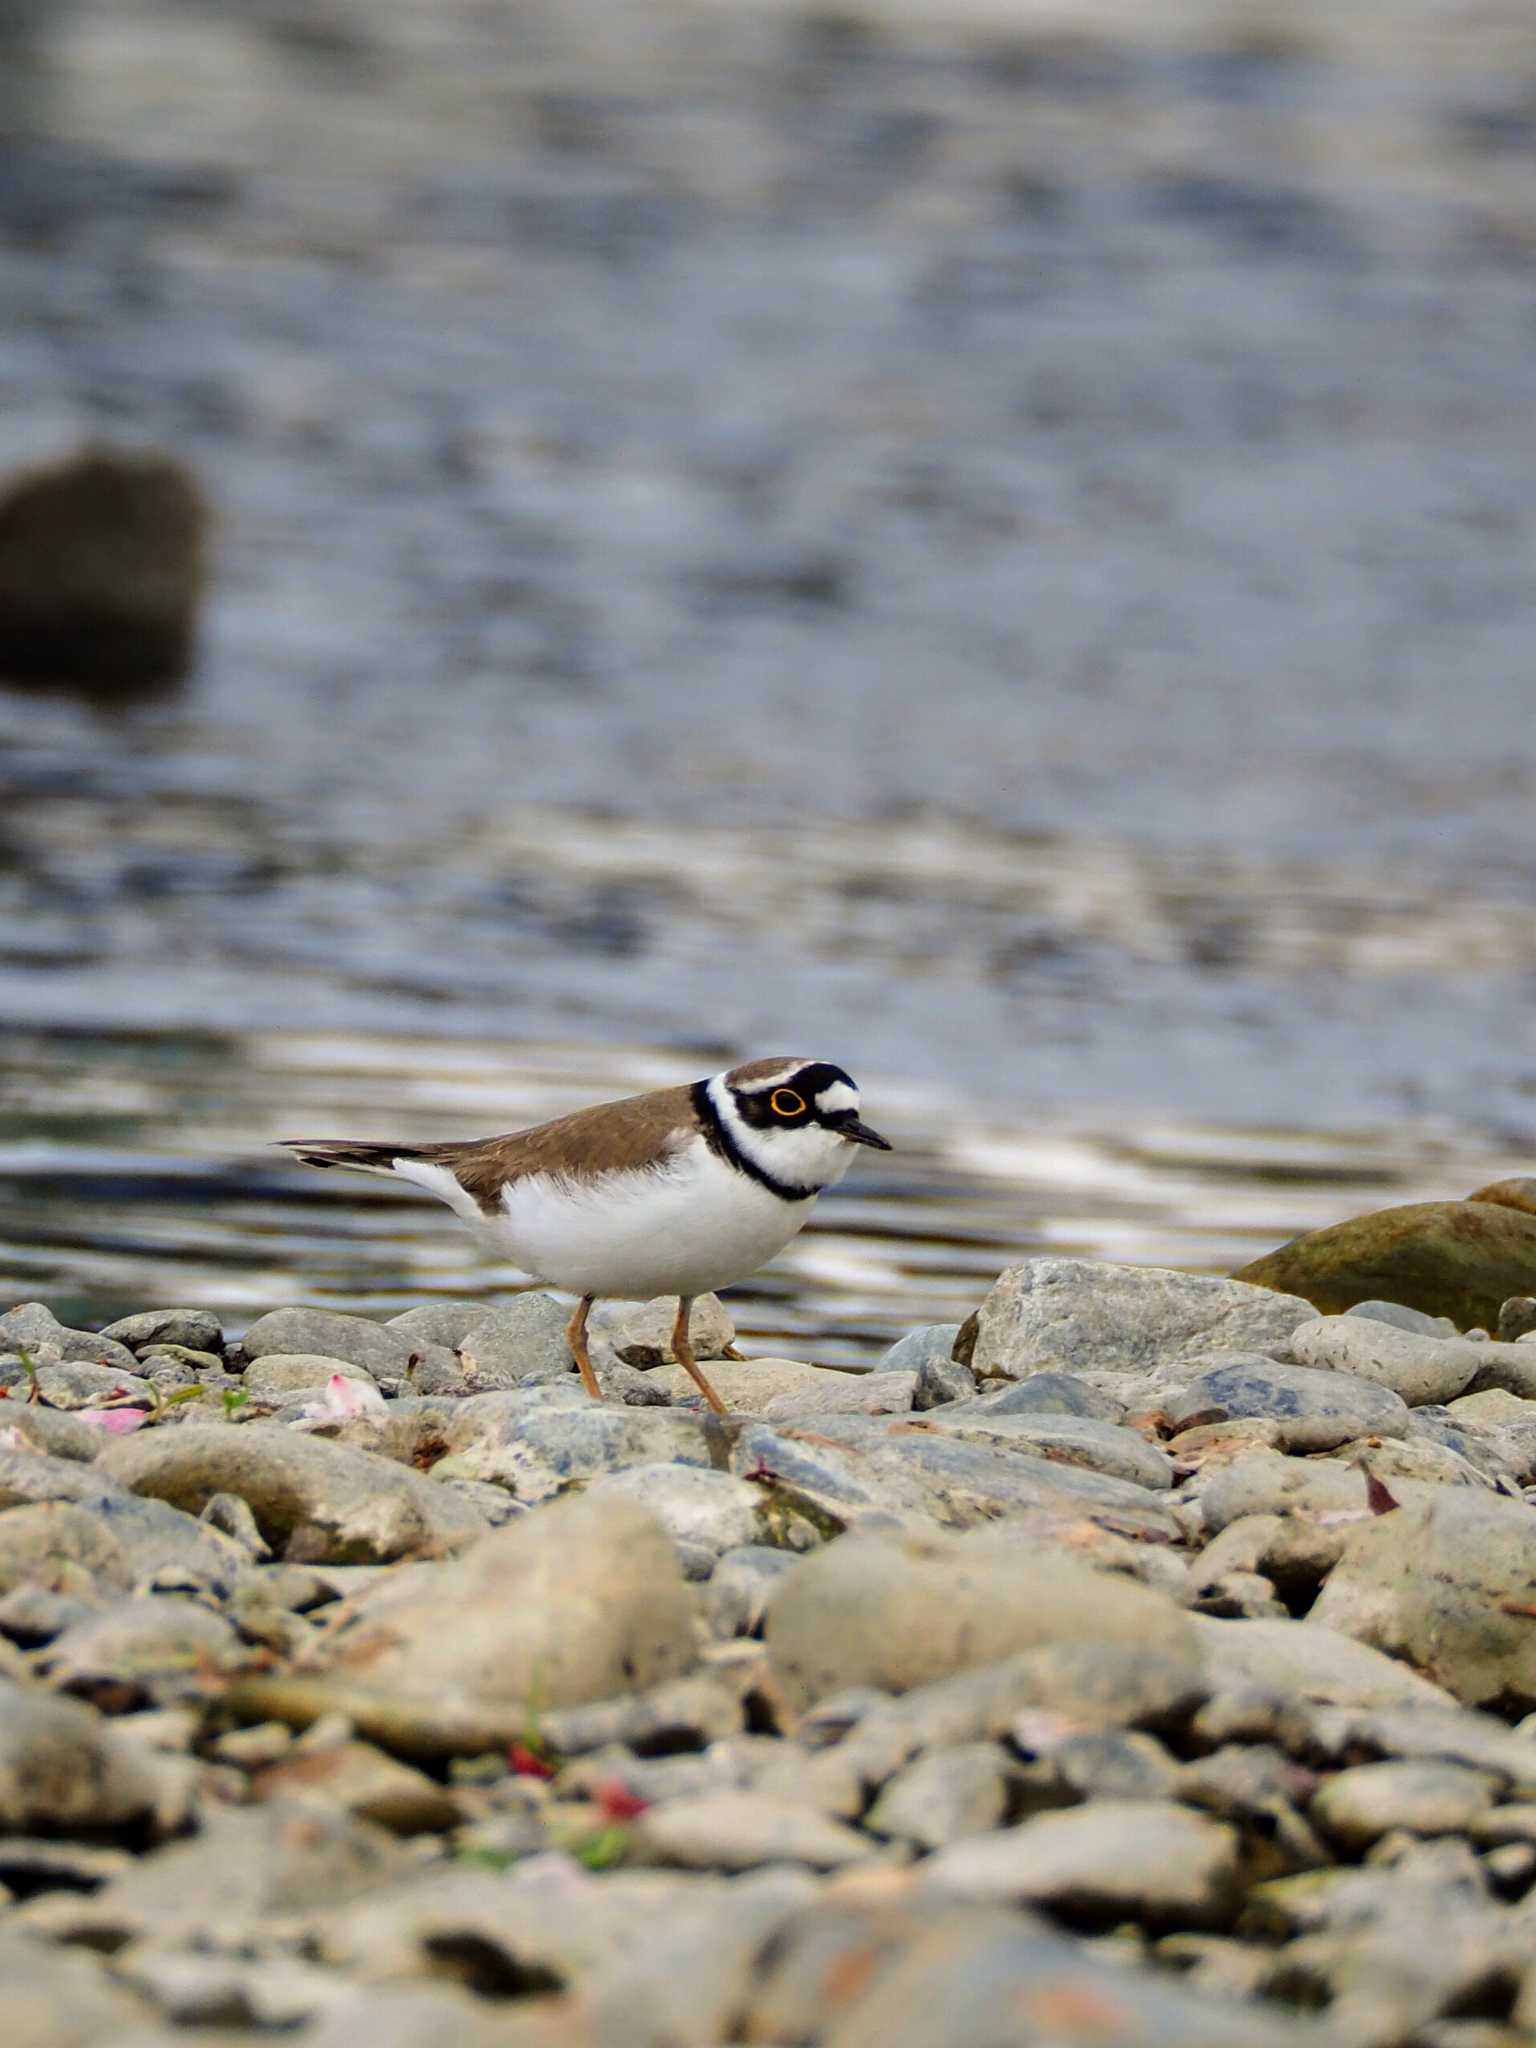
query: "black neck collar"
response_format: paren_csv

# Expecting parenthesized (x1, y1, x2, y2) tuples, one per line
(691, 1079, 820, 1203)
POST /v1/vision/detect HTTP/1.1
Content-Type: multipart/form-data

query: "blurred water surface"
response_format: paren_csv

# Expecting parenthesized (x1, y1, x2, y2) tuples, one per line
(1, 0, 1535, 1350)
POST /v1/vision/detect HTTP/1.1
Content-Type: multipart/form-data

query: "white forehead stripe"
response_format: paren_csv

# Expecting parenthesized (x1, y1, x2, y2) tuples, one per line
(731, 1064, 802, 1095)
(815, 1081, 858, 1115)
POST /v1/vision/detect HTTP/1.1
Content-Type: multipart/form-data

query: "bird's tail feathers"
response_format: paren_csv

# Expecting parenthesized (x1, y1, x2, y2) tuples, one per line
(278, 1139, 421, 1178)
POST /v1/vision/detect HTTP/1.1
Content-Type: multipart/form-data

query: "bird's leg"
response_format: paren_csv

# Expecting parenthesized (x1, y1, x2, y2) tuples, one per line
(566, 1294, 603, 1401)
(672, 1294, 727, 1415)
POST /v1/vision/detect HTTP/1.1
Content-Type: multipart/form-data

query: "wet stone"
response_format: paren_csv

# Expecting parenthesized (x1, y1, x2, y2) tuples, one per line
(1163, 1354, 1411, 1451)
(1498, 1297, 1536, 1343)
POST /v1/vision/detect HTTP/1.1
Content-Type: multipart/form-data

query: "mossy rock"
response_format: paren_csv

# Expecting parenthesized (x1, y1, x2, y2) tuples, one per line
(1233, 1180, 1536, 1332)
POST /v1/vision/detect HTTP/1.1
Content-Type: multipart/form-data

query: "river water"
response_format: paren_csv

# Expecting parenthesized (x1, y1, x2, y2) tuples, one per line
(1, 0, 1534, 1358)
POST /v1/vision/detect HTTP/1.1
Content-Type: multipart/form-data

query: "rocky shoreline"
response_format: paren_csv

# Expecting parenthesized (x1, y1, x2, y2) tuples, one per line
(9, 1263, 1536, 2044)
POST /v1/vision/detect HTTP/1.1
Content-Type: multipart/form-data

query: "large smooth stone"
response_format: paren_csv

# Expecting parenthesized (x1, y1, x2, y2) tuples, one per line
(922, 1799, 1241, 1927)
(1163, 1355, 1410, 1452)
(0, 445, 207, 687)
(1234, 1185, 1536, 1331)
(96, 1423, 489, 1564)
(1289, 1315, 1481, 1406)
(1310, 1488, 1536, 1710)
(318, 1492, 698, 1712)
(765, 1524, 1195, 1712)
(967, 1258, 1317, 1382)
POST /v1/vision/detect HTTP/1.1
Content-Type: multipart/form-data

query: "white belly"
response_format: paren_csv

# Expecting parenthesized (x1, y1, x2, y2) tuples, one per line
(487, 1138, 820, 1299)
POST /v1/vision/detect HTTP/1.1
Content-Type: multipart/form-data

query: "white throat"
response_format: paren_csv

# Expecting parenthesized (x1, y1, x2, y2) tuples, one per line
(705, 1073, 855, 1196)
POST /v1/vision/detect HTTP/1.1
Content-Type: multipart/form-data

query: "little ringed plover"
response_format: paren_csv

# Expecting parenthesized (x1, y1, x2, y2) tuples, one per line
(280, 1056, 890, 1414)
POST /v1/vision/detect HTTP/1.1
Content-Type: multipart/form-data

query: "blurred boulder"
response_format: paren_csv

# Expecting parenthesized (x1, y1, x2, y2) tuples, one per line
(1234, 1182, 1536, 1331)
(0, 444, 208, 691)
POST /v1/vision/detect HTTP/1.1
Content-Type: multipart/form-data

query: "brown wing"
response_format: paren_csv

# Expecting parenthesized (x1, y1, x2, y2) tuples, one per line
(411, 1082, 698, 1214)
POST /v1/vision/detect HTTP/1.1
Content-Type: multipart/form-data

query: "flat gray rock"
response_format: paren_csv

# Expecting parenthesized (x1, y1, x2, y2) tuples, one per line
(1194, 1616, 1456, 1709)
(241, 1307, 436, 1378)
(318, 1491, 698, 1713)
(731, 1413, 1180, 1541)
(705, 1543, 800, 1637)
(0, 1357, 155, 1410)
(428, 1400, 714, 1501)
(921, 1409, 1175, 1489)
(967, 1258, 1318, 1384)
(951, 1371, 1127, 1422)
(1309, 1758, 1500, 1852)
(881, 1324, 972, 1410)
(1163, 1355, 1410, 1452)
(760, 1368, 918, 1421)
(922, 1798, 1241, 1926)
(99, 1307, 225, 1355)
(864, 1741, 1015, 1850)
(603, 1292, 736, 1365)
(1289, 1315, 1481, 1405)
(1346, 1300, 1460, 1338)
(762, 1901, 1331, 2048)
(97, 1422, 490, 1564)
(585, 1462, 787, 1557)
(633, 1790, 873, 1871)
(0, 1300, 140, 1372)
(454, 1292, 574, 1385)
(1311, 1487, 1536, 1710)
(385, 1301, 493, 1348)
(0, 1675, 182, 1834)
(766, 1523, 1197, 1710)
(242, 1353, 380, 1393)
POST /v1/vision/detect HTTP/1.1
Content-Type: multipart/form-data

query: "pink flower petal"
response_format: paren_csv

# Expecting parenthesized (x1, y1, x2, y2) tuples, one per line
(300, 1374, 387, 1422)
(78, 1407, 148, 1434)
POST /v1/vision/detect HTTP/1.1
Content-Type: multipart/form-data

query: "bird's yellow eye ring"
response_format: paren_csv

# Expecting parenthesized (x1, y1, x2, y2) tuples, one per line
(770, 1088, 806, 1117)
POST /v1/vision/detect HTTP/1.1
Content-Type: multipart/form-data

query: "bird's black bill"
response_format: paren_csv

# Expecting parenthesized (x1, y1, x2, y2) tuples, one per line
(837, 1116, 892, 1150)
